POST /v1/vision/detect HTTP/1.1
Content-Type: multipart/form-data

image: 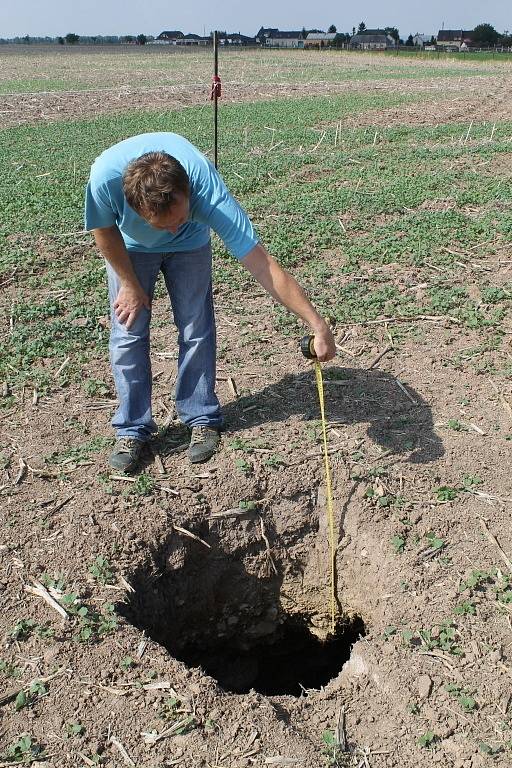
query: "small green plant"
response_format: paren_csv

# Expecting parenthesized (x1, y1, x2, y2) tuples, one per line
(496, 574, 512, 605)
(15, 681, 47, 711)
(459, 569, 493, 592)
(45, 436, 112, 465)
(35, 623, 55, 640)
(120, 656, 135, 671)
(235, 457, 253, 475)
(391, 534, 405, 554)
(228, 437, 254, 452)
(446, 419, 467, 432)
(417, 730, 437, 749)
(453, 600, 476, 616)
(2, 735, 44, 764)
(132, 473, 155, 496)
(322, 729, 345, 765)
(479, 742, 502, 756)
(425, 532, 445, 551)
(89, 556, 114, 585)
(445, 683, 477, 712)
(40, 572, 66, 591)
(65, 722, 85, 738)
(407, 702, 420, 715)
(60, 594, 118, 642)
(264, 453, 285, 467)
(239, 500, 257, 511)
(83, 378, 110, 397)
(159, 697, 196, 733)
(435, 486, 459, 501)
(462, 474, 483, 489)
(0, 659, 21, 678)
(9, 619, 36, 641)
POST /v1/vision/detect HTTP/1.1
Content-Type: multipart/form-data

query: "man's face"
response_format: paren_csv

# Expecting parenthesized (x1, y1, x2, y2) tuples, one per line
(144, 193, 190, 234)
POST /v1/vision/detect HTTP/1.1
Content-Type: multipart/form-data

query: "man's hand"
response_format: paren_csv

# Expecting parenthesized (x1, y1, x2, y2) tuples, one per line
(114, 284, 151, 329)
(312, 323, 336, 362)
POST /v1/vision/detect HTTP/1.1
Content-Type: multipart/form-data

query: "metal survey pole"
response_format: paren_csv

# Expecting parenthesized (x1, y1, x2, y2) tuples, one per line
(213, 31, 220, 168)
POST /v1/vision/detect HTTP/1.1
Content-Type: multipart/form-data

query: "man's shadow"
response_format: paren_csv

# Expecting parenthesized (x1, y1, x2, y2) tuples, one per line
(222, 366, 444, 464)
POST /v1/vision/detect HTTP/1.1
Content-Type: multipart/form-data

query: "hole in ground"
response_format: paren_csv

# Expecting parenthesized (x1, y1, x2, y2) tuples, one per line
(119, 532, 366, 696)
(177, 614, 366, 696)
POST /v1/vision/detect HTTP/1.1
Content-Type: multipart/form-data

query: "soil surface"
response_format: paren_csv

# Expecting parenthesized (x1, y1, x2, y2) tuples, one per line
(1, 48, 512, 768)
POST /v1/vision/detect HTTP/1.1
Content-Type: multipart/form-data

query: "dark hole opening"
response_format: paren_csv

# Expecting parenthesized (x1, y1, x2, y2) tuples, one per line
(177, 614, 366, 696)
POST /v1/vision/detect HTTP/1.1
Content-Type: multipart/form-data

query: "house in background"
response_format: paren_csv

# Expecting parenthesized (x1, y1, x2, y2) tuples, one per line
(155, 30, 184, 43)
(255, 27, 279, 44)
(436, 30, 473, 51)
(304, 32, 337, 48)
(350, 29, 397, 50)
(256, 27, 306, 48)
(412, 33, 431, 47)
(219, 33, 256, 45)
(175, 33, 211, 47)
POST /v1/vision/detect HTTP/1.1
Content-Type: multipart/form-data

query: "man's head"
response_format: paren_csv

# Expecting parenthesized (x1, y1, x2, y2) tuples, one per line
(123, 151, 190, 233)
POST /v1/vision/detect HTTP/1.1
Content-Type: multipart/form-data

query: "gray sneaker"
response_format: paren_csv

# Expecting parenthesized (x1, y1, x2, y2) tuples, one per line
(109, 438, 145, 472)
(188, 426, 220, 464)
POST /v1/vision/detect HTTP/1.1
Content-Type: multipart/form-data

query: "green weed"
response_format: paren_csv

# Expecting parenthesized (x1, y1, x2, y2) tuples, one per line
(89, 556, 114, 586)
(15, 681, 47, 711)
(45, 437, 112, 465)
(65, 722, 85, 738)
(417, 731, 437, 749)
(445, 682, 477, 712)
(2, 735, 44, 764)
(9, 619, 36, 641)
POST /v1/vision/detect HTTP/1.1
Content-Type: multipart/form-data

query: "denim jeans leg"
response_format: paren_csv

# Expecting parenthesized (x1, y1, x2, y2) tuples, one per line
(161, 241, 223, 428)
(107, 251, 163, 440)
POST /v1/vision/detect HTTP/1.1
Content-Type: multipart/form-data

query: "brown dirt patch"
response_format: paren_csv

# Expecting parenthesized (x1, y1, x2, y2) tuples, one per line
(1, 238, 512, 766)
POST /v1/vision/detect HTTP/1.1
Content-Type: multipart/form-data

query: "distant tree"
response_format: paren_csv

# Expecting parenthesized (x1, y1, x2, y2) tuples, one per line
(122, 35, 135, 43)
(358, 22, 366, 34)
(406, 34, 414, 46)
(22, 34, 30, 44)
(430, 35, 436, 45)
(352, 27, 356, 36)
(472, 23, 500, 46)
(328, 24, 336, 33)
(65, 33, 80, 45)
(136, 34, 147, 45)
(57, 36, 64, 45)
(385, 27, 400, 43)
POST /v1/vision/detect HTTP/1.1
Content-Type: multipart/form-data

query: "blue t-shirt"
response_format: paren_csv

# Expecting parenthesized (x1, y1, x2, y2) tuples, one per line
(85, 132, 259, 259)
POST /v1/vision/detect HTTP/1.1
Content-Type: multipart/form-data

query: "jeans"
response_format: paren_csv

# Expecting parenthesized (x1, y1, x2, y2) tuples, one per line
(106, 240, 223, 440)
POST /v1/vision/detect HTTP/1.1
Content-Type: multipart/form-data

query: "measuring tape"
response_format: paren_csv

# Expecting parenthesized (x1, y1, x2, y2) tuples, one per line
(301, 335, 336, 635)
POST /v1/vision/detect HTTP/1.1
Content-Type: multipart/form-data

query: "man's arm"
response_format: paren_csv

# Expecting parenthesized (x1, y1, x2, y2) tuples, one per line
(241, 244, 336, 362)
(92, 225, 150, 329)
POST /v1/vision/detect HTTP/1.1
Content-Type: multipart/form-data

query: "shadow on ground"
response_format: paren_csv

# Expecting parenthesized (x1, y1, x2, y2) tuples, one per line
(223, 366, 444, 464)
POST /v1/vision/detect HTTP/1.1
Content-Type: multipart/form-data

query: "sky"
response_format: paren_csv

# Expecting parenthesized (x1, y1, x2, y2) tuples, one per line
(0, 0, 510, 39)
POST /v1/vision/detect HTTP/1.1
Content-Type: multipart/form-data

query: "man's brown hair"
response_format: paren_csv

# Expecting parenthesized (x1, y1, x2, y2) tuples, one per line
(122, 151, 190, 217)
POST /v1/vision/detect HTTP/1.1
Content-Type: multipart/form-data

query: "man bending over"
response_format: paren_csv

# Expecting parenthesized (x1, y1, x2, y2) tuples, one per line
(85, 132, 335, 471)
